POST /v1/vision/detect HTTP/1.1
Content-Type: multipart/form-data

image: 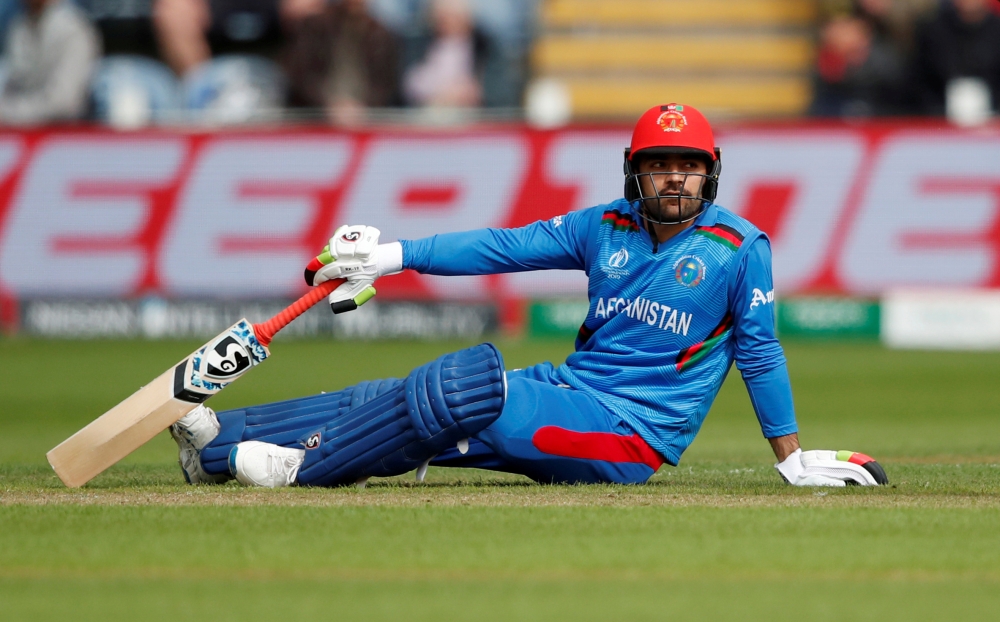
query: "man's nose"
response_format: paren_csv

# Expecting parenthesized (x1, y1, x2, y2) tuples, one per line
(659, 170, 685, 185)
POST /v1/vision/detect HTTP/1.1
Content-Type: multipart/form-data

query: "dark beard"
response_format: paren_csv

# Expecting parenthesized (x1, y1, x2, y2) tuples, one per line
(640, 195, 703, 224)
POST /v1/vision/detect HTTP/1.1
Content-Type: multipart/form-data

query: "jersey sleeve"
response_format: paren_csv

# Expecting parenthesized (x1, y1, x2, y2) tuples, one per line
(401, 207, 598, 276)
(728, 236, 798, 439)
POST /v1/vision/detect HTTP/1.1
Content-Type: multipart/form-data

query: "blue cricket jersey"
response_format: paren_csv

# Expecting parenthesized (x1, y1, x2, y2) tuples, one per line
(401, 199, 798, 465)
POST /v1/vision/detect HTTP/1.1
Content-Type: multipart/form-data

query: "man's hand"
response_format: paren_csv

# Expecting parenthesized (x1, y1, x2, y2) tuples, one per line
(304, 225, 381, 286)
(776, 448, 889, 487)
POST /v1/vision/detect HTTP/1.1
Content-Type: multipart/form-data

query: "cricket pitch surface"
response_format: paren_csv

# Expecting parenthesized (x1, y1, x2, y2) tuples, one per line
(2, 339, 999, 621)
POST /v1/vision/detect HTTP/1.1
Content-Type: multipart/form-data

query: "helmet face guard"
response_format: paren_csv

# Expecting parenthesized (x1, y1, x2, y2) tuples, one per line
(623, 147, 722, 226)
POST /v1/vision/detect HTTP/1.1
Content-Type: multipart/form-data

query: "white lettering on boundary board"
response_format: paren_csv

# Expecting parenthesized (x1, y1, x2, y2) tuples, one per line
(882, 289, 1000, 350)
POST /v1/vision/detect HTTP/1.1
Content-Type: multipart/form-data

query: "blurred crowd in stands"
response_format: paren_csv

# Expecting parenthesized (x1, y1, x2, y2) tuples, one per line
(0, 0, 997, 127)
(0, 0, 534, 126)
(811, 0, 1000, 122)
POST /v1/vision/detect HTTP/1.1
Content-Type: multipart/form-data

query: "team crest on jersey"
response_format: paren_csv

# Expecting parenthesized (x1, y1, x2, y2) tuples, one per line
(674, 255, 706, 288)
(657, 105, 687, 133)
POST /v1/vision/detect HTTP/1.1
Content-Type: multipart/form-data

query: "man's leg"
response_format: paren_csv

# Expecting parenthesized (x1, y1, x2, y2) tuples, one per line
(191, 343, 506, 486)
(196, 377, 402, 476)
(431, 365, 664, 485)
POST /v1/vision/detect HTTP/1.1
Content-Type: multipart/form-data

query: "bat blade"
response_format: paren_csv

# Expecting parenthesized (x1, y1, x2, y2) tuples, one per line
(47, 367, 196, 488)
(47, 319, 269, 488)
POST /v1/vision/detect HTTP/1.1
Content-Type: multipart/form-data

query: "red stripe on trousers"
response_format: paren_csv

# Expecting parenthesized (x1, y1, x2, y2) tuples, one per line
(532, 426, 665, 470)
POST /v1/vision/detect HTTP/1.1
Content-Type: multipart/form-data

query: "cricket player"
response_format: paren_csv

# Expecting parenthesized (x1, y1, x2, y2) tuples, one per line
(171, 103, 887, 489)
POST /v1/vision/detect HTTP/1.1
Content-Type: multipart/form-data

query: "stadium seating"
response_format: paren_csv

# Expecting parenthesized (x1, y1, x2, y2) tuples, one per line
(183, 55, 287, 125)
(532, 0, 817, 119)
(90, 55, 183, 128)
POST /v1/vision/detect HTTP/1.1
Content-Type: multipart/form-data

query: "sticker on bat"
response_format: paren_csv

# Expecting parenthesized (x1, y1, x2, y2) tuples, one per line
(202, 335, 253, 382)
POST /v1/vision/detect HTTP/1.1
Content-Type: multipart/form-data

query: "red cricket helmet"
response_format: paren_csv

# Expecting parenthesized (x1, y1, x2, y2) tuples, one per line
(623, 103, 722, 214)
(628, 103, 718, 163)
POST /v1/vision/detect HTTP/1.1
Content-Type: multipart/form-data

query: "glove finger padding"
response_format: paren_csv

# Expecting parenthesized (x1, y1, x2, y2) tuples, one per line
(801, 450, 888, 486)
(776, 448, 888, 486)
(328, 278, 376, 314)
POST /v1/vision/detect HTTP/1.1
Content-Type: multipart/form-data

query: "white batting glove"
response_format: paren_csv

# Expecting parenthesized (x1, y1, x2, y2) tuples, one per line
(304, 225, 381, 285)
(304, 225, 404, 287)
(327, 278, 377, 314)
(775, 449, 888, 487)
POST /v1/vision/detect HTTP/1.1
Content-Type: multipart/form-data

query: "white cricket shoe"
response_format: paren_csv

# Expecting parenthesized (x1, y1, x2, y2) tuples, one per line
(228, 441, 305, 488)
(170, 405, 228, 485)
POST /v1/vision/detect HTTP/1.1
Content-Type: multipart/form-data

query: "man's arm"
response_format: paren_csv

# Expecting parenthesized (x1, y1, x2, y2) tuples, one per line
(0, 9, 100, 124)
(729, 237, 887, 486)
(402, 209, 597, 276)
(728, 236, 799, 443)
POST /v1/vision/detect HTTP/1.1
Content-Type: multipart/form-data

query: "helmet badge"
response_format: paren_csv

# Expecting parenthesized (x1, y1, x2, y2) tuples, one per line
(656, 105, 687, 133)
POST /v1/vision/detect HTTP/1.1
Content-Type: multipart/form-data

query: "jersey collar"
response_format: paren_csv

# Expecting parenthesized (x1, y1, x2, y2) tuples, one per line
(626, 200, 720, 249)
(624, 200, 718, 228)
(694, 202, 719, 227)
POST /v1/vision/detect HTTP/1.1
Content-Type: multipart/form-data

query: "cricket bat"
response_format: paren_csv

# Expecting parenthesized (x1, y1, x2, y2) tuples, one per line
(47, 279, 345, 488)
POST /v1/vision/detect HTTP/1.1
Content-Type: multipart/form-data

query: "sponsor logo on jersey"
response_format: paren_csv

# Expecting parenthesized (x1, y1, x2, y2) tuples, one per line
(305, 432, 322, 450)
(674, 255, 706, 288)
(750, 288, 774, 309)
(551, 215, 564, 228)
(594, 295, 693, 336)
(657, 105, 687, 133)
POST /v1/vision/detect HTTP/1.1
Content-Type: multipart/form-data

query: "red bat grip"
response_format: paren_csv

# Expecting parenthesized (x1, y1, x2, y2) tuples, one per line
(252, 279, 343, 347)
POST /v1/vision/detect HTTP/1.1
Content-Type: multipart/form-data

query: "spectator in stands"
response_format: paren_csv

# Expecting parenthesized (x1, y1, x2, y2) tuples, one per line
(913, 0, 1000, 116)
(283, 0, 399, 124)
(0, 0, 22, 52)
(403, 0, 486, 109)
(852, 0, 936, 55)
(0, 0, 101, 125)
(809, 8, 909, 117)
(153, 0, 322, 77)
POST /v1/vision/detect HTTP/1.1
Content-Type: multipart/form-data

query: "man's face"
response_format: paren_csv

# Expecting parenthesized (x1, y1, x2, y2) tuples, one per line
(635, 153, 710, 224)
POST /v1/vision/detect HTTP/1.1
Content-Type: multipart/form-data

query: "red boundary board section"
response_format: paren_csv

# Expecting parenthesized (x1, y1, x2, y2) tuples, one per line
(0, 120, 998, 337)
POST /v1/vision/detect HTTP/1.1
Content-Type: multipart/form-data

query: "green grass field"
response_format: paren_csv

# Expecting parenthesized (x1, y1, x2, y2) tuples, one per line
(2, 337, 999, 621)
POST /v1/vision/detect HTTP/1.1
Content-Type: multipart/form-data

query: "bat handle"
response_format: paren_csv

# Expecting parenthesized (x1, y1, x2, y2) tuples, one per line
(252, 279, 343, 347)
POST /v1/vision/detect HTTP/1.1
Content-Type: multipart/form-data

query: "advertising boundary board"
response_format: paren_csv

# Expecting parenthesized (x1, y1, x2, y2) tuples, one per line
(0, 121, 999, 334)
